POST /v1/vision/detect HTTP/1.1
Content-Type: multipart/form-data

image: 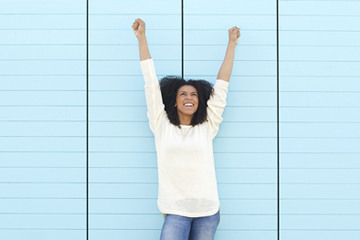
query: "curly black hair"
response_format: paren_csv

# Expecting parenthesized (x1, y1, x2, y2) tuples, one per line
(159, 75, 214, 127)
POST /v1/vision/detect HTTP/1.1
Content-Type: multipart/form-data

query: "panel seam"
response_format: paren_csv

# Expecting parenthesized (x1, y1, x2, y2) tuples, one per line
(276, 0, 280, 239)
(86, 0, 89, 239)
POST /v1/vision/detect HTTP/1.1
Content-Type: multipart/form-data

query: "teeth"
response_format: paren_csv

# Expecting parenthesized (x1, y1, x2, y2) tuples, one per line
(185, 103, 193, 107)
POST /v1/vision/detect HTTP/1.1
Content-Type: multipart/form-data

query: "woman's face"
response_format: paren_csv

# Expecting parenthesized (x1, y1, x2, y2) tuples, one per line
(175, 85, 199, 118)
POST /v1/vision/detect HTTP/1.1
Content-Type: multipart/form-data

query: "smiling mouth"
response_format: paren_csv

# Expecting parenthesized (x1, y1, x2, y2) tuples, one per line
(184, 103, 194, 107)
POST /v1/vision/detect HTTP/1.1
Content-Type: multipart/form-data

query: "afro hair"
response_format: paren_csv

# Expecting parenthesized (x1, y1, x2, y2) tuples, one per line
(159, 75, 214, 127)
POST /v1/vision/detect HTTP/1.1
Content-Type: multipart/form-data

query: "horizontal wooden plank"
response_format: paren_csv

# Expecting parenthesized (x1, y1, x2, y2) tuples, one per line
(280, 62, 360, 77)
(213, 138, 277, 153)
(0, 183, 85, 198)
(0, 76, 85, 90)
(89, 230, 160, 240)
(0, 152, 85, 167)
(90, 29, 181, 45)
(218, 122, 277, 137)
(280, 153, 360, 169)
(220, 214, 276, 230)
(0, 214, 85, 229)
(185, 60, 277, 77)
(280, 122, 360, 138)
(89, 59, 181, 76)
(1, 122, 85, 136)
(0, 137, 86, 151)
(280, 77, 360, 91)
(185, 0, 276, 15)
(89, 214, 163, 229)
(89, 106, 148, 121)
(281, 169, 360, 184)
(0, 15, 85, 30)
(0, 230, 86, 240)
(0, 46, 85, 60)
(216, 230, 277, 240)
(89, 183, 158, 198)
(185, 45, 276, 61)
(184, 15, 276, 30)
(90, 0, 181, 14)
(280, 230, 360, 240)
(89, 14, 181, 30)
(280, 16, 360, 31)
(0, 30, 86, 45)
(90, 152, 157, 168)
(0, 106, 86, 121)
(281, 215, 360, 229)
(280, 138, 360, 153)
(280, 92, 360, 107)
(0, 0, 85, 14)
(89, 138, 155, 152)
(0, 168, 85, 182)
(217, 169, 277, 183)
(0, 91, 86, 106)
(281, 199, 360, 214)
(90, 45, 180, 60)
(280, 107, 360, 122)
(185, 30, 276, 45)
(280, 184, 360, 199)
(0, 60, 86, 75)
(279, 31, 360, 46)
(280, 1, 360, 16)
(0, 199, 86, 214)
(280, 46, 360, 61)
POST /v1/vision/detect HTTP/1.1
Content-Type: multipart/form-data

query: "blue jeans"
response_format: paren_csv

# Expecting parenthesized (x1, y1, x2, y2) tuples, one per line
(160, 211, 219, 240)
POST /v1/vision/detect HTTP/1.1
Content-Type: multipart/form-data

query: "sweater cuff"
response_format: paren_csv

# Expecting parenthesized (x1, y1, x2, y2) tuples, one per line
(215, 79, 229, 89)
(140, 58, 154, 69)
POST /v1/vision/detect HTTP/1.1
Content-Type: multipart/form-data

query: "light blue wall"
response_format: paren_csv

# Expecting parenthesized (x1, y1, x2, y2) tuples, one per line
(279, 1, 360, 239)
(0, 0, 87, 239)
(0, 0, 359, 240)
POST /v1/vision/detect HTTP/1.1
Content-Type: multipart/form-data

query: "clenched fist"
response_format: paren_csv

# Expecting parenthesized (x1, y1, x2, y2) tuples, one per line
(132, 18, 146, 39)
(228, 26, 241, 45)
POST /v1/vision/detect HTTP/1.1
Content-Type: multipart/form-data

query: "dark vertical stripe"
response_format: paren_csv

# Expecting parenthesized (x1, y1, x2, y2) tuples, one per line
(181, 0, 184, 78)
(86, 0, 89, 239)
(276, 0, 280, 239)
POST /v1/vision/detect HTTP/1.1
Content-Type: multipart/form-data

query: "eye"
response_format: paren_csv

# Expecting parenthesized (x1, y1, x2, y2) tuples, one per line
(192, 93, 197, 96)
(180, 92, 186, 95)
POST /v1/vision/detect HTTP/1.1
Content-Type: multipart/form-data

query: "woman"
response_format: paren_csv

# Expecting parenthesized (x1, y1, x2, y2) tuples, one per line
(132, 18, 240, 240)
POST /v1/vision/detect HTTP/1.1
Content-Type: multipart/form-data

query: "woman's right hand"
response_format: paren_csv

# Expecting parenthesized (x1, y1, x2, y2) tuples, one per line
(132, 18, 146, 39)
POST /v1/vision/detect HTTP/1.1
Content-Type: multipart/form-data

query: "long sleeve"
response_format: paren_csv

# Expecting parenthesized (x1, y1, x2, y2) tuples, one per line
(206, 79, 229, 139)
(140, 59, 167, 134)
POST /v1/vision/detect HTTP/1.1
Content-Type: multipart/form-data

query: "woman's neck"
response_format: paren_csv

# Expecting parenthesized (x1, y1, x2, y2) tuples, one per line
(178, 113, 192, 126)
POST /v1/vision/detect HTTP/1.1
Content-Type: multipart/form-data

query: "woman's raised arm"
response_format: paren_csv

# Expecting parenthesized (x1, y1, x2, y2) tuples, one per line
(132, 18, 151, 61)
(216, 26, 241, 82)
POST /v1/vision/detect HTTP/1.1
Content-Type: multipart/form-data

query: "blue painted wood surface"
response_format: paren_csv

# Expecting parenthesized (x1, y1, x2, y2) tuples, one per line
(1, 0, 359, 239)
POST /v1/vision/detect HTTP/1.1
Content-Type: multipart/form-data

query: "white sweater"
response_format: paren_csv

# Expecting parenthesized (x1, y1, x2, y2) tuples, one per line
(140, 59, 229, 217)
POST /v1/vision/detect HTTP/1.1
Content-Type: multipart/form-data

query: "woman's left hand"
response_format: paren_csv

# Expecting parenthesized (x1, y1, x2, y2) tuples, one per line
(228, 26, 241, 45)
